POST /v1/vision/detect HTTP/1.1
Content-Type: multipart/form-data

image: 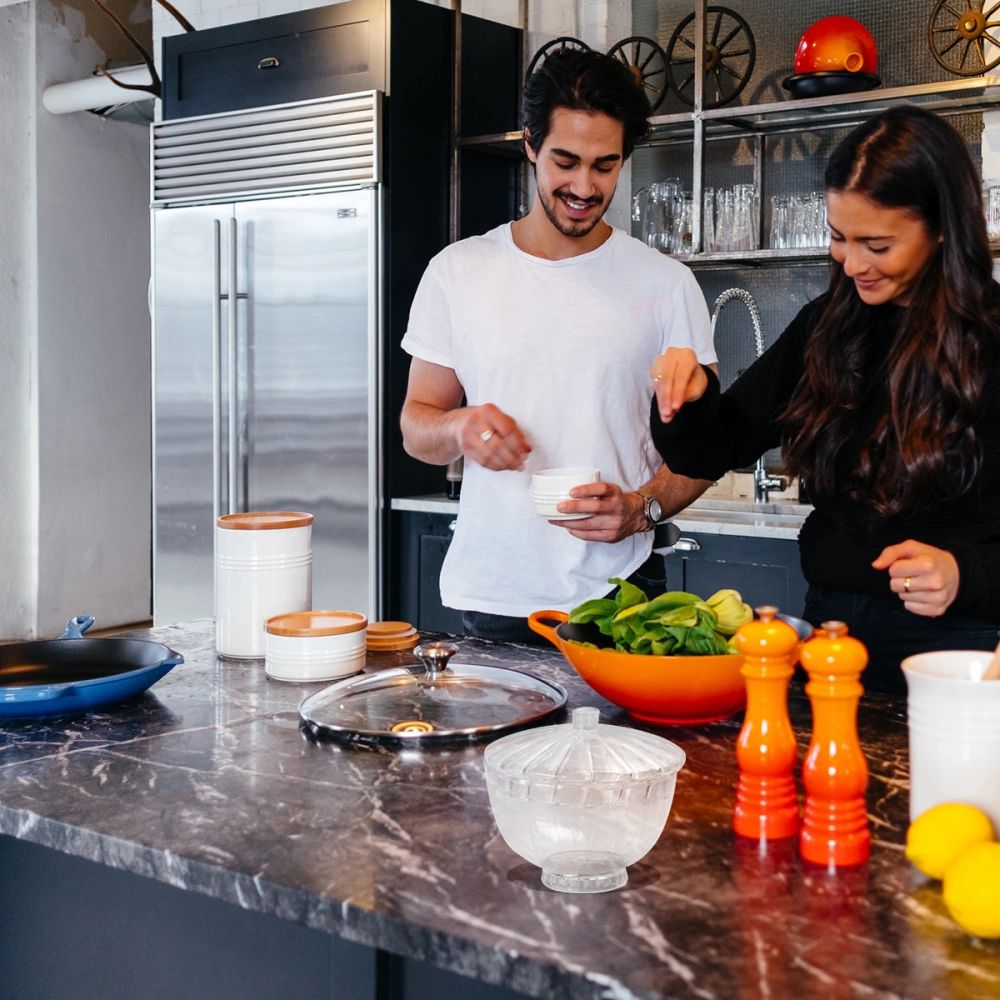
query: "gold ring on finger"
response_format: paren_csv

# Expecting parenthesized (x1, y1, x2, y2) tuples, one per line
(904, 577, 911, 593)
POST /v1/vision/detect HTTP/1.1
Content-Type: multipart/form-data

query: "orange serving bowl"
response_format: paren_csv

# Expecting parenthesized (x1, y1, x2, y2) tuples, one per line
(528, 610, 747, 725)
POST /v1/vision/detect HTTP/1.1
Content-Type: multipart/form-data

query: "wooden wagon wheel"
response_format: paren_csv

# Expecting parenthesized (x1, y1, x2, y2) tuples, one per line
(525, 37, 591, 78)
(607, 36, 669, 111)
(928, 0, 1000, 76)
(666, 6, 756, 108)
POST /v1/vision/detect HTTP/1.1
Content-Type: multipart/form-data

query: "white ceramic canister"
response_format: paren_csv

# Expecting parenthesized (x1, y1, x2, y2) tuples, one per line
(264, 610, 367, 682)
(901, 650, 1000, 832)
(215, 511, 313, 658)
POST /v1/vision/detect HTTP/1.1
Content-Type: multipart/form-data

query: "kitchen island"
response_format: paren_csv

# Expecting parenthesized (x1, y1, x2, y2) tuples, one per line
(0, 620, 996, 1000)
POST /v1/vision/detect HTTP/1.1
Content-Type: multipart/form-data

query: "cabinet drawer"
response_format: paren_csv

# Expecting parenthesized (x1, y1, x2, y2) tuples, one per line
(162, 0, 386, 120)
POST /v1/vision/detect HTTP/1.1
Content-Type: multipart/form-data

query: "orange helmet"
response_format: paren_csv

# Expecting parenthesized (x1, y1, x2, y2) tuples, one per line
(794, 16, 877, 75)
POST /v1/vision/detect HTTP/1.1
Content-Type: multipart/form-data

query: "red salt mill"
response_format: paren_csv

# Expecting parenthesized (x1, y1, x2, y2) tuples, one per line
(799, 620, 871, 867)
(733, 606, 800, 841)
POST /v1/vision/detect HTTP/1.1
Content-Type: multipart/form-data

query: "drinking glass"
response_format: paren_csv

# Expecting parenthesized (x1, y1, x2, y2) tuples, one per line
(770, 195, 790, 249)
(986, 185, 1000, 239)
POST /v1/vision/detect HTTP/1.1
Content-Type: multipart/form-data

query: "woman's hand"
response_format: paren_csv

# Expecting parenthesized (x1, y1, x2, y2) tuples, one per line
(650, 348, 709, 423)
(872, 540, 960, 617)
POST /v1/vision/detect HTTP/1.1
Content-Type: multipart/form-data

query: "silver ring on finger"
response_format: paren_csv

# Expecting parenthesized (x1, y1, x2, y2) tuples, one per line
(479, 429, 494, 443)
(904, 577, 911, 594)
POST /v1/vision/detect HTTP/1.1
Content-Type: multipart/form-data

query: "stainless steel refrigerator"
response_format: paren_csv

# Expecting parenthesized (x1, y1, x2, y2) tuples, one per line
(151, 92, 382, 626)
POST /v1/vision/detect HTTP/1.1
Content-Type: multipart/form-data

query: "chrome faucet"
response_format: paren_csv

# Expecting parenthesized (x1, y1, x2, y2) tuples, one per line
(710, 288, 787, 504)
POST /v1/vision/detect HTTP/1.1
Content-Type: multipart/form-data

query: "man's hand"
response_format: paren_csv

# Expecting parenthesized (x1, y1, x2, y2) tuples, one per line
(872, 540, 961, 617)
(457, 403, 532, 472)
(550, 482, 646, 542)
(650, 347, 709, 423)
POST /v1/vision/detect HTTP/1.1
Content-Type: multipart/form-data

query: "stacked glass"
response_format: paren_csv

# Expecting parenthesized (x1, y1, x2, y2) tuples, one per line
(770, 192, 828, 250)
(703, 184, 759, 252)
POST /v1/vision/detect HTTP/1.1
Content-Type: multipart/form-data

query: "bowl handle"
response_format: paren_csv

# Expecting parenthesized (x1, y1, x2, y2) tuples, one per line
(527, 610, 568, 647)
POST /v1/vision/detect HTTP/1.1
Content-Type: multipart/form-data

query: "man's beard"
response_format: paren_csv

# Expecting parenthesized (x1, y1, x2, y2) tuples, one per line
(538, 185, 611, 238)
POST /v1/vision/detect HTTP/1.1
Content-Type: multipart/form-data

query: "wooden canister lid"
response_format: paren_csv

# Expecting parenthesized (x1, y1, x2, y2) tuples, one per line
(366, 621, 419, 651)
(217, 511, 314, 530)
(265, 610, 367, 637)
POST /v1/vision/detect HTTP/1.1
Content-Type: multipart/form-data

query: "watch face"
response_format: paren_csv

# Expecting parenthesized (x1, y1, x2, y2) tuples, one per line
(649, 498, 662, 523)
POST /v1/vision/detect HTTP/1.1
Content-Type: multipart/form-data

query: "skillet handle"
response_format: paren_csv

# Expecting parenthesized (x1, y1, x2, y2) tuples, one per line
(59, 616, 96, 639)
(527, 610, 568, 648)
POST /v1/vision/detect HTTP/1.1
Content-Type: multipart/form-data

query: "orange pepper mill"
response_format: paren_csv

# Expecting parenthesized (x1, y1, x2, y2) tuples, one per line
(799, 621, 871, 867)
(733, 606, 800, 841)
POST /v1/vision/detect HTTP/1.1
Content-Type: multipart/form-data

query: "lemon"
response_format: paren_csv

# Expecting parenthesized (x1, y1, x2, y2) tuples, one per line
(905, 803, 995, 879)
(943, 842, 1000, 938)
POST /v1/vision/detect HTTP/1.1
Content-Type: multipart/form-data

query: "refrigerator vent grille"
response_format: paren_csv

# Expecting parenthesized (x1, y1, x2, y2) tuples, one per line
(151, 93, 378, 204)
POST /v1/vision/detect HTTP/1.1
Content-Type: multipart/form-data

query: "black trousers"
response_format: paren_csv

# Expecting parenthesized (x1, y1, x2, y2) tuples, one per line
(802, 585, 1000, 695)
(461, 552, 667, 647)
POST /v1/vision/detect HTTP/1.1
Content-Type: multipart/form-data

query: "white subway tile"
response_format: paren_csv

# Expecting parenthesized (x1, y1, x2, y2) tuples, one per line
(200, 0, 238, 12)
(260, 0, 301, 16)
(217, 3, 258, 23)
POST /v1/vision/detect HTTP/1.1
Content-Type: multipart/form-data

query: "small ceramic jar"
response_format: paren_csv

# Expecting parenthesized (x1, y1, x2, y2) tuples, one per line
(531, 468, 600, 521)
(215, 512, 313, 659)
(264, 610, 368, 683)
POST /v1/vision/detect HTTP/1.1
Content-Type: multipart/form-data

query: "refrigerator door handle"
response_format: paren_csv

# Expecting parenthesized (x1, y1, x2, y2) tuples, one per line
(212, 219, 224, 523)
(228, 217, 239, 515)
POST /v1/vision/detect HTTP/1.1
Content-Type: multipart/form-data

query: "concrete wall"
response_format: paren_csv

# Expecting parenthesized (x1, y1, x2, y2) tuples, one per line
(0, 0, 152, 637)
(0, 4, 37, 636)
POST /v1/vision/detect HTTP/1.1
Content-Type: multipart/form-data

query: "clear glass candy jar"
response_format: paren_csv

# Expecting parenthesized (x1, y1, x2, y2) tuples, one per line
(483, 707, 686, 893)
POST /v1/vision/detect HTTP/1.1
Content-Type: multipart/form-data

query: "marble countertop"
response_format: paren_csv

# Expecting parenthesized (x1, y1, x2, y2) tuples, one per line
(1, 620, 997, 1000)
(390, 496, 808, 540)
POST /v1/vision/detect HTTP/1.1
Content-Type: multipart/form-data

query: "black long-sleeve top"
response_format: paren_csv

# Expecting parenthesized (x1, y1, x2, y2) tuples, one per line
(650, 297, 1000, 622)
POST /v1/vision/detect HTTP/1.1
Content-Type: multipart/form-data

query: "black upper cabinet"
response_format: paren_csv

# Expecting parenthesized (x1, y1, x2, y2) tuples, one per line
(162, 0, 387, 120)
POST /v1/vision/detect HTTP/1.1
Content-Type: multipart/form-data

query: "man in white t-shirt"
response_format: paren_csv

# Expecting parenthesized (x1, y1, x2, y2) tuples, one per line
(400, 49, 716, 644)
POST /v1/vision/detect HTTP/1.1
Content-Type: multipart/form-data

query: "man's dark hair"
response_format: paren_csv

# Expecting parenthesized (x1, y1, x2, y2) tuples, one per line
(520, 48, 652, 161)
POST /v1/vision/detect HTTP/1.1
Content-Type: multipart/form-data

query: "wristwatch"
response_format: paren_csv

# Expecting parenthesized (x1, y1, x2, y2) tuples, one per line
(636, 490, 662, 531)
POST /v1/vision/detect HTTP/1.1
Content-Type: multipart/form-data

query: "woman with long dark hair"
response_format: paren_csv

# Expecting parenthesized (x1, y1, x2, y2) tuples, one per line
(650, 105, 1000, 692)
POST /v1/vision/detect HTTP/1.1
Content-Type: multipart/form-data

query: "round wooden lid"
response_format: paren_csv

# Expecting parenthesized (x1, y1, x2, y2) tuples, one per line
(217, 511, 314, 530)
(265, 610, 367, 637)
(367, 621, 416, 637)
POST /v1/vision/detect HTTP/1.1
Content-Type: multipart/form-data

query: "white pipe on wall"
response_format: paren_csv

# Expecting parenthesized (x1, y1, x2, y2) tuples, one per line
(42, 66, 154, 115)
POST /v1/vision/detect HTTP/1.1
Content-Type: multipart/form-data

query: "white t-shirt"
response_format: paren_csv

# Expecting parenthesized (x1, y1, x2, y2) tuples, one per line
(401, 223, 716, 617)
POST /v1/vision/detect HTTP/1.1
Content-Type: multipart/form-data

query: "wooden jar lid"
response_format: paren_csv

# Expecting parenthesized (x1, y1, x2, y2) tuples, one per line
(265, 611, 367, 637)
(217, 511, 314, 530)
(366, 621, 419, 650)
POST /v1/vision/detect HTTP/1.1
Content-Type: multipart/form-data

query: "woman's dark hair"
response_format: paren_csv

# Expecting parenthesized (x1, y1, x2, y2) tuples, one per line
(521, 49, 652, 160)
(780, 105, 999, 519)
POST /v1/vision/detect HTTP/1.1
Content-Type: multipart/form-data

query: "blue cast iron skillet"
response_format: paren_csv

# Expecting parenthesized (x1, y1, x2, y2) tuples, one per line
(0, 617, 183, 719)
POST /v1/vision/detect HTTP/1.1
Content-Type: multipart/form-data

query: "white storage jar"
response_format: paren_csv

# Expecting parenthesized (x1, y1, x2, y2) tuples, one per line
(215, 511, 313, 659)
(264, 610, 368, 682)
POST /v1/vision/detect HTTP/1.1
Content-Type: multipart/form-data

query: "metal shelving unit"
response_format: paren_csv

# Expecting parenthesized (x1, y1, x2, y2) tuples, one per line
(454, 0, 1000, 267)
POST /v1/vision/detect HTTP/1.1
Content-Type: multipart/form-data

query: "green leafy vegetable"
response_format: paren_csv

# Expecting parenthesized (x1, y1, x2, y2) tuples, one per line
(567, 581, 751, 657)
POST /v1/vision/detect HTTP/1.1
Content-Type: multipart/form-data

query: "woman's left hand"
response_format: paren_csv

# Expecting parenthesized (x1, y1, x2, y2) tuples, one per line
(872, 540, 960, 617)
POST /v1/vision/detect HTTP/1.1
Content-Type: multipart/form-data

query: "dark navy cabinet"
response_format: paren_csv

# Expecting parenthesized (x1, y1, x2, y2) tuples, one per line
(393, 510, 464, 633)
(664, 532, 808, 617)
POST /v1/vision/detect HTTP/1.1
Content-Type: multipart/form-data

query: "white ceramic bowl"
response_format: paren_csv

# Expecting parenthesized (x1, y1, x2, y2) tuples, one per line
(264, 610, 367, 683)
(901, 650, 1000, 831)
(531, 468, 601, 521)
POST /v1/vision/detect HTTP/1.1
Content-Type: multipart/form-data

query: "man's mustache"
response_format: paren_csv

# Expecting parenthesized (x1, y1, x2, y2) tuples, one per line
(552, 189, 603, 206)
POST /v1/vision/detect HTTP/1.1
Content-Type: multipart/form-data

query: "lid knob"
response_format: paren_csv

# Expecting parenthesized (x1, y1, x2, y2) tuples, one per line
(571, 706, 600, 730)
(414, 641, 458, 678)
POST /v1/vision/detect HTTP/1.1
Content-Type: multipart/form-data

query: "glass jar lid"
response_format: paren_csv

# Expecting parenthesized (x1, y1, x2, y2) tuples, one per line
(299, 641, 567, 743)
(484, 706, 686, 788)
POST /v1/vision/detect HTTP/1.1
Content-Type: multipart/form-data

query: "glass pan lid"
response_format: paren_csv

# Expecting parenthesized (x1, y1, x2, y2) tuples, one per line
(298, 642, 567, 744)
